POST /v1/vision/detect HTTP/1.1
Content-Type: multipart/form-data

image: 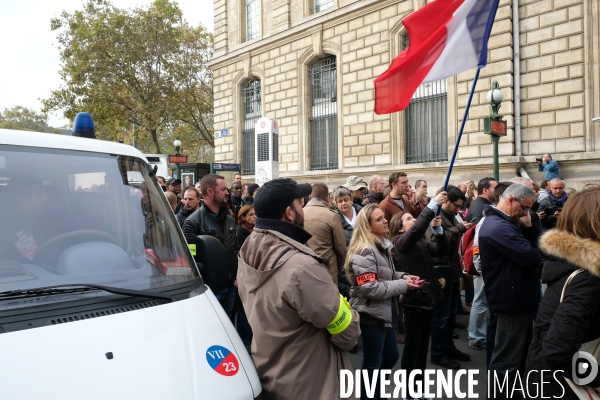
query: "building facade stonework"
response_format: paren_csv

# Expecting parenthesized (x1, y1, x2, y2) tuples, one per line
(209, 0, 600, 188)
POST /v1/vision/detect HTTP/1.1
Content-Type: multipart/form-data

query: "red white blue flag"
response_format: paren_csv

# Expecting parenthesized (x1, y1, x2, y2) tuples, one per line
(374, 0, 500, 114)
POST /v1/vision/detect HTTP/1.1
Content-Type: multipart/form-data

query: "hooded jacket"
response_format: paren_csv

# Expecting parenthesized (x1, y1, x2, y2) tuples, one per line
(479, 205, 543, 313)
(348, 239, 408, 327)
(526, 230, 600, 397)
(237, 219, 360, 400)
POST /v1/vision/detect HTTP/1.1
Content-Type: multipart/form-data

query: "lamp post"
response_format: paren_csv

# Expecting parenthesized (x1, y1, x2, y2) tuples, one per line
(484, 81, 506, 181)
(173, 136, 182, 179)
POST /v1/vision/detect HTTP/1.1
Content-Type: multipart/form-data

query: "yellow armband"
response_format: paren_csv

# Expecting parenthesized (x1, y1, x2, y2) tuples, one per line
(326, 294, 353, 335)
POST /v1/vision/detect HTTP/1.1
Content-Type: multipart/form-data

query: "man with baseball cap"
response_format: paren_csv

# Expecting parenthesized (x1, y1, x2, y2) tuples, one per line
(165, 177, 182, 193)
(341, 175, 368, 209)
(165, 178, 183, 213)
(237, 178, 360, 399)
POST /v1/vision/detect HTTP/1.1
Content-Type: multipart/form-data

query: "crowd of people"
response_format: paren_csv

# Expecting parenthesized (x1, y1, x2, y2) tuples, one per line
(156, 168, 600, 400)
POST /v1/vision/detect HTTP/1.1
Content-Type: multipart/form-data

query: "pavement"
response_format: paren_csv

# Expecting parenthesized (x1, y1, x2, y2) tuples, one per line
(347, 309, 489, 399)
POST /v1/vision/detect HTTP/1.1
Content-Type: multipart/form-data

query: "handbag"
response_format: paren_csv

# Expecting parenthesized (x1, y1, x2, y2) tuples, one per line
(560, 269, 600, 399)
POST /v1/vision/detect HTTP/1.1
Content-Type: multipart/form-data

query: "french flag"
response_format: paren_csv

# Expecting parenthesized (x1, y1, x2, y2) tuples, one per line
(374, 0, 500, 114)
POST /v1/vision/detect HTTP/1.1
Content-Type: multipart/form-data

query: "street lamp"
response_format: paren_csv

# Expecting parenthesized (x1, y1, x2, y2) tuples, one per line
(483, 81, 507, 180)
(174, 136, 182, 180)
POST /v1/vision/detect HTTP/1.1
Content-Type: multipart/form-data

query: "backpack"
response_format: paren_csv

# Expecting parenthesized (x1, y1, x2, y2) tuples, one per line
(458, 224, 480, 276)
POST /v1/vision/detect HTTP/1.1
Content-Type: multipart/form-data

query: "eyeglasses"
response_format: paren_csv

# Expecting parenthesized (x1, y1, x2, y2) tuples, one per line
(451, 201, 462, 209)
(514, 198, 531, 212)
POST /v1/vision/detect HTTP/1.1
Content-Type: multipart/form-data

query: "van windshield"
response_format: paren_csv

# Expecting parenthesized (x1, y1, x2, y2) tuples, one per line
(0, 145, 199, 308)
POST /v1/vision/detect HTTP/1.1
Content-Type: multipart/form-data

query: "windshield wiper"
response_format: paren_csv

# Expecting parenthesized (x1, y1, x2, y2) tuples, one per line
(0, 284, 172, 302)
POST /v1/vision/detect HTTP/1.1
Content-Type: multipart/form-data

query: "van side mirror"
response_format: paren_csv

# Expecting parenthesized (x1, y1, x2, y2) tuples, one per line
(193, 235, 229, 294)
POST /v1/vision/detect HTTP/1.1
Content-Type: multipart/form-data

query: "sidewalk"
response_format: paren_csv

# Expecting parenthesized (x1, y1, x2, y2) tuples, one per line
(347, 312, 488, 399)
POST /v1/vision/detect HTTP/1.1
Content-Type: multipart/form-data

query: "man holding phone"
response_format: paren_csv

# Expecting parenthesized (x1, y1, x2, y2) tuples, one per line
(426, 186, 474, 369)
(538, 178, 568, 230)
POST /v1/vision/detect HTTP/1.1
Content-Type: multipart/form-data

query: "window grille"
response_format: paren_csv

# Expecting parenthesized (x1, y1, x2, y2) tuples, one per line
(314, 0, 333, 13)
(309, 56, 338, 171)
(242, 79, 261, 175)
(246, 0, 259, 41)
(405, 80, 448, 164)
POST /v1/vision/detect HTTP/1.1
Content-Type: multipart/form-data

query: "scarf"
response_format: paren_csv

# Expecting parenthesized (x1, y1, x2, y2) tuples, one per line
(548, 191, 568, 205)
(240, 222, 254, 234)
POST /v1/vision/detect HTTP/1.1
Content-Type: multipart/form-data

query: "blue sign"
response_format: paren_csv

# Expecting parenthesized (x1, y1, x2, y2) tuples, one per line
(213, 163, 239, 171)
(221, 128, 229, 137)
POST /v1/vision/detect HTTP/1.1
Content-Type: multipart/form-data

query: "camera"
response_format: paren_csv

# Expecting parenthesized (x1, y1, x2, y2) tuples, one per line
(535, 157, 543, 163)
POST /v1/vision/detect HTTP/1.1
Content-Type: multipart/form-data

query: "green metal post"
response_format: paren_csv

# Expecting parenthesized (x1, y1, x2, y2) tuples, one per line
(492, 134, 500, 181)
(175, 136, 181, 179)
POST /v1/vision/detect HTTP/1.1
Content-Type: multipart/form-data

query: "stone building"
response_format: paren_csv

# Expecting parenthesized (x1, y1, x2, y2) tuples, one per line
(208, 0, 600, 189)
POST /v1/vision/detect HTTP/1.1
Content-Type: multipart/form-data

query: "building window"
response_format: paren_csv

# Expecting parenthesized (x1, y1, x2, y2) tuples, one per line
(246, 0, 259, 41)
(309, 56, 337, 171)
(242, 79, 261, 175)
(314, 0, 333, 13)
(405, 80, 448, 164)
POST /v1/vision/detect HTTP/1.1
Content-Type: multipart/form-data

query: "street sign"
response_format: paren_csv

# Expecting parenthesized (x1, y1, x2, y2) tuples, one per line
(213, 163, 239, 171)
(169, 155, 188, 163)
(483, 116, 507, 136)
(221, 128, 229, 137)
(490, 120, 506, 135)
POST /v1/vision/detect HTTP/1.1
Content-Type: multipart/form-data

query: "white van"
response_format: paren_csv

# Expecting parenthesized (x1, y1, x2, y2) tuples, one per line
(0, 129, 262, 399)
(143, 153, 171, 179)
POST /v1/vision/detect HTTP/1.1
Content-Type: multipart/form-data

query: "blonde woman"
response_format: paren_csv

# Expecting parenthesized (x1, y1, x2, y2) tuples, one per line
(345, 203, 421, 400)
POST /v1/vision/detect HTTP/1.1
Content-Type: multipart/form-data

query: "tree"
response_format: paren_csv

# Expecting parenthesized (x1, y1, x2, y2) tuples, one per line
(43, 0, 214, 154)
(0, 106, 62, 133)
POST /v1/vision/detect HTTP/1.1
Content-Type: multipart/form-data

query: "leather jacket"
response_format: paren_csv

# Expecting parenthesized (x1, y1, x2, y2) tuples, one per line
(182, 204, 239, 283)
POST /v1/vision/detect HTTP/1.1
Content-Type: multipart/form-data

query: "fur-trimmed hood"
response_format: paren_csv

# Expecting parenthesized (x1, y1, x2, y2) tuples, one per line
(539, 230, 600, 278)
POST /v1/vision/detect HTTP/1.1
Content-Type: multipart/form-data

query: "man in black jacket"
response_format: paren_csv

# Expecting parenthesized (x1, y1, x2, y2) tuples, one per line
(465, 177, 497, 224)
(427, 187, 474, 369)
(182, 174, 239, 316)
(230, 183, 243, 207)
(479, 183, 543, 397)
(176, 186, 201, 227)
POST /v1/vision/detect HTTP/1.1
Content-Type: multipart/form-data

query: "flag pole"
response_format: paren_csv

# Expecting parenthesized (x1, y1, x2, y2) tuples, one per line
(437, 65, 483, 215)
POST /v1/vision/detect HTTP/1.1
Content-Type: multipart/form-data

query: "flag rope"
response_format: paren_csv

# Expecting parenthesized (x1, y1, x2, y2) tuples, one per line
(438, 65, 483, 215)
